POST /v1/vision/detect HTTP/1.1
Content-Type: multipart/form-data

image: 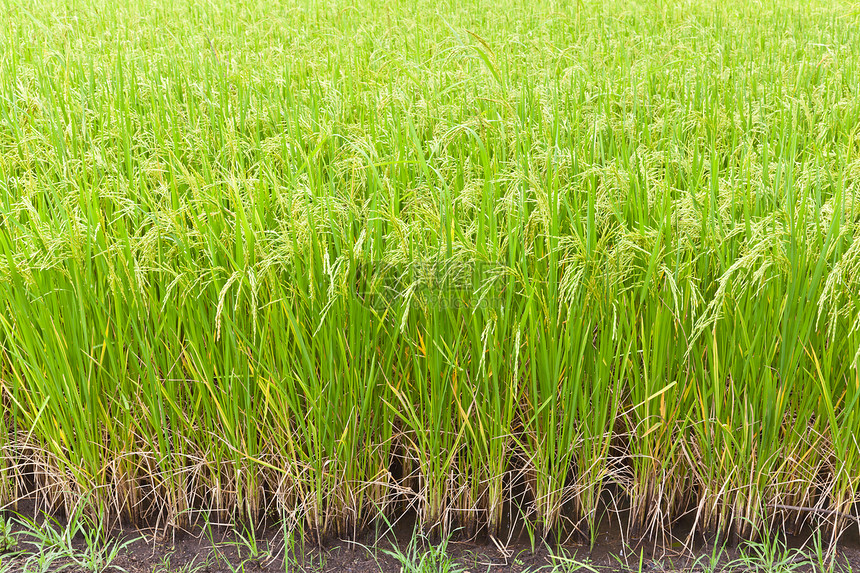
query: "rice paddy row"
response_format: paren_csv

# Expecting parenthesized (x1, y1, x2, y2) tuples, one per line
(1, 0, 860, 547)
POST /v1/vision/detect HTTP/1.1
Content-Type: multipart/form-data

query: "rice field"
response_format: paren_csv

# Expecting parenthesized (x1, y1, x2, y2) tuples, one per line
(1, 0, 860, 549)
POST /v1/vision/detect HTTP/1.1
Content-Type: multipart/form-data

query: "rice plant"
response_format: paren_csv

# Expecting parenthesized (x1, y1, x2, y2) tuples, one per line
(0, 0, 859, 549)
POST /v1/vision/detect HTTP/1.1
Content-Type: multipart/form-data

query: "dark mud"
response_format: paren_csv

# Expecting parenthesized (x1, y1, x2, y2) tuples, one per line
(2, 503, 860, 572)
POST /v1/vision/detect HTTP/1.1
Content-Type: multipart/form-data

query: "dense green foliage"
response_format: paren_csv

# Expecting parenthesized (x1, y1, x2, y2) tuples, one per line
(1, 0, 860, 545)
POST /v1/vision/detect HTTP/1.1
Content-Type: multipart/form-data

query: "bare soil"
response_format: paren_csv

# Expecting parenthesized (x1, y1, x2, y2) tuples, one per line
(3, 503, 860, 572)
